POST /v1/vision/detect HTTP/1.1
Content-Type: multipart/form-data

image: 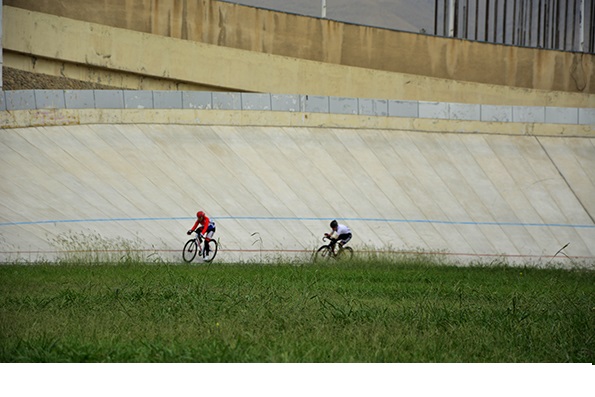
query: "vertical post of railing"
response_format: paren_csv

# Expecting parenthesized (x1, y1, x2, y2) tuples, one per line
(590, 0, 595, 52)
(563, 0, 569, 50)
(448, 0, 456, 36)
(523, 0, 529, 46)
(523, 0, 531, 46)
(464, 0, 469, 38)
(537, 0, 542, 47)
(454, 0, 459, 37)
(579, 0, 584, 52)
(550, 0, 554, 48)
(321, 0, 327, 18)
(502, 0, 508, 44)
(528, 0, 534, 47)
(494, 0, 499, 42)
(559, 0, 563, 50)
(434, 0, 439, 35)
(444, 0, 449, 35)
(475, 0, 480, 39)
(571, 0, 577, 50)
(483, 0, 490, 41)
(543, 0, 550, 48)
(520, 0, 525, 46)
(551, 0, 556, 49)
(512, 0, 517, 44)
(524, 0, 529, 46)
(555, 0, 560, 49)
(517, 0, 521, 45)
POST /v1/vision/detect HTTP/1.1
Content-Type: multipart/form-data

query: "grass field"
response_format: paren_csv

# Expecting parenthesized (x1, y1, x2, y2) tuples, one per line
(1, 256, 593, 363)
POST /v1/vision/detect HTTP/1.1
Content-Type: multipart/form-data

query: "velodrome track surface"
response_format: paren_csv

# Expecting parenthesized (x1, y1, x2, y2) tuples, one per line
(1, 123, 594, 265)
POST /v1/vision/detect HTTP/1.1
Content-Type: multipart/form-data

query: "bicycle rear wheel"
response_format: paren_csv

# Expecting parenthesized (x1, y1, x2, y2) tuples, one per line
(183, 239, 199, 262)
(336, 246, 353, 261)
(203, 239, 218, 262)
(314, 245, 333, 262)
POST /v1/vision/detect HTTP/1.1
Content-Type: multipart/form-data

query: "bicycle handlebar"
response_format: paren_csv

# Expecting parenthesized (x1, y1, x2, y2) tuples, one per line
(189, 230, 204, 239)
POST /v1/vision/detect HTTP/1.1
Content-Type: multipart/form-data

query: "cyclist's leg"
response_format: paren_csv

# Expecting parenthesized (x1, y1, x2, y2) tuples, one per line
(329, 237, 338, 253)
(204, 226, 216, 255)
(337, 233, 352, 247)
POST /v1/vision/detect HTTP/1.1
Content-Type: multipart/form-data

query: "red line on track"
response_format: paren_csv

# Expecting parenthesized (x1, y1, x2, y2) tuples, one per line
(1, 248, 593, 261)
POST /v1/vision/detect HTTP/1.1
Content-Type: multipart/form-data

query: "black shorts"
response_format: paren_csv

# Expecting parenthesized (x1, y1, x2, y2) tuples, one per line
(337, 233, 352, 245)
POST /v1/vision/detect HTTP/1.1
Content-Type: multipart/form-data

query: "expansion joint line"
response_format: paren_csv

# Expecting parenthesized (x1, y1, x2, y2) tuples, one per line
(535, 136, 595, 225)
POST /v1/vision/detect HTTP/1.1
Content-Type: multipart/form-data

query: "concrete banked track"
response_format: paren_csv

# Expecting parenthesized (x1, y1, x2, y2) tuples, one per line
(1, 123, 594, 265)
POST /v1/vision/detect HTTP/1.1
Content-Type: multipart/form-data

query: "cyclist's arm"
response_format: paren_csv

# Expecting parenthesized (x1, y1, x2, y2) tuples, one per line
(325, 231, 338, 241)
(199, 216, 211, 235)
(189, 219, 200, 232)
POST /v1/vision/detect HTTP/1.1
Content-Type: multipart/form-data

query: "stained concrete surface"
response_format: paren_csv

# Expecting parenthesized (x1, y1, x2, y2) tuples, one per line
(0, 124, 593, 265)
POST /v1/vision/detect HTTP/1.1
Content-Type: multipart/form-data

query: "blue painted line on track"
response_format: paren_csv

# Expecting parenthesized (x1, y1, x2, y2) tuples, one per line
(1, 216, 594, 229)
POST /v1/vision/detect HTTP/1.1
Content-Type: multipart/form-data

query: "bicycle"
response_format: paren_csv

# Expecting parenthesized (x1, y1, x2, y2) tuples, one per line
(314, 235, 354, 262)
(182, 231, 218, 263)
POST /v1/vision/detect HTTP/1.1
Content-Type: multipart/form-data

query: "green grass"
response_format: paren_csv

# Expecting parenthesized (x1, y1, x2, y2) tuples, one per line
(0, 258, 593, 363)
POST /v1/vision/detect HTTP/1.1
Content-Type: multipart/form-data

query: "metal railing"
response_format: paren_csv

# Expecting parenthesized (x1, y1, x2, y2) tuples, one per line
(434, 0, 594, 53)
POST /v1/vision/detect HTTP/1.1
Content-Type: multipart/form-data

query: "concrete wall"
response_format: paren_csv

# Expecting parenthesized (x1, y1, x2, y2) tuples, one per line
(1, 117, 594, 264)
(5, 0, 594, 94)
(3, 7, 594, 108)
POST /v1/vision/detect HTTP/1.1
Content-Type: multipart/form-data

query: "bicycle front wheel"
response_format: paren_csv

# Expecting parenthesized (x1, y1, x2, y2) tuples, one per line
(183, 239, 199, 262)
(314, 245, 333, 263)
(203, 239, 218, 262)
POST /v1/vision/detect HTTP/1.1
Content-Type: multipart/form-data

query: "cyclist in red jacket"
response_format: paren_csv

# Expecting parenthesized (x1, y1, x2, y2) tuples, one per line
(187, 211, 216, 259)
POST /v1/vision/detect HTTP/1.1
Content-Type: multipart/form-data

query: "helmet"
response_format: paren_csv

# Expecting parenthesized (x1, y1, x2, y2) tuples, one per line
(330, 220, 338, 228)
(196, 211, 205, 218)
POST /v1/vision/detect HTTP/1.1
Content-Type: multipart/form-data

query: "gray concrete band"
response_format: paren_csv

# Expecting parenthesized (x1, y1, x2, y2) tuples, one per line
(1, 90, 593, 125)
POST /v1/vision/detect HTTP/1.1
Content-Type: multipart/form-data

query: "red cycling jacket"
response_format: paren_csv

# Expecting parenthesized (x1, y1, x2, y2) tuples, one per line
(190, 214, 210, 235)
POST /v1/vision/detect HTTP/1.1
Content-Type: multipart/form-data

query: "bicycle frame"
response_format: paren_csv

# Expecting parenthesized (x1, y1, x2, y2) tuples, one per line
(192, 231, 211, 252)
(322, 236, 343, 255)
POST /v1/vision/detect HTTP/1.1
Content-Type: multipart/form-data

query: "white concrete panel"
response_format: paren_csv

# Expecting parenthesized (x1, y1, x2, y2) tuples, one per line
(419, 101, 448, 119)
(65, 90, 95, 109)
(329, 97, 358, 114)
(124, 90, 153, 109)
(153, 91, 183, 109)
(513, 106, 545, 123)
(449, 103, 481, 120)
(480, 105, 513, 122)
(578, 108, 595, 125)
(5, 90, 36, 110)
(241, 93, 271, 110)
(359, 99, 388, 116)
(545, 107, 579, 124)
(182, 92, 212, 109)
(35, 90, 66, 109)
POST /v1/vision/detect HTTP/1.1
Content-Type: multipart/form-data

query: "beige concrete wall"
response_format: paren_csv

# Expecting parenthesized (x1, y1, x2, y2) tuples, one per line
(1, 116, 594, 264)
(5, 0, 595, 94)
(4, 7, 594, 107)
